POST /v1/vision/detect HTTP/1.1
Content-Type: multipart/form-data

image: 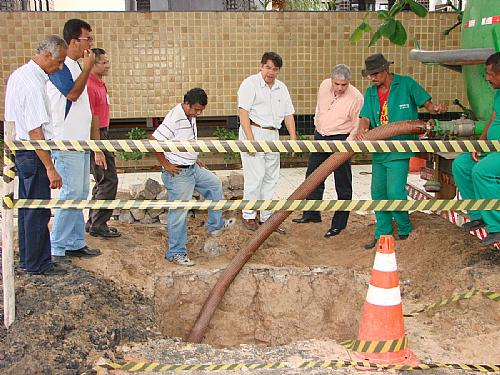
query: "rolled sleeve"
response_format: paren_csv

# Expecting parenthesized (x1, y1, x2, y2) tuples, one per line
(237, 79, 255, 112)
(25, 90, 50, 133)
(409, 78, 432, 108)
(283, 87, 295, 116)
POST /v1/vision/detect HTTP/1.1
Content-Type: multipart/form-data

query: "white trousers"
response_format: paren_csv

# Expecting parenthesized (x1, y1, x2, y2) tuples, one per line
(239, 126, 280, 222)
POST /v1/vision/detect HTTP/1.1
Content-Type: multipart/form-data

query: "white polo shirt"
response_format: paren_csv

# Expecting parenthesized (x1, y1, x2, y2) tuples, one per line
(4, 60, 54, 141)
(237, 72, 295, 129)
(47, 56, 92, 141)
(152, 103, 198, 166)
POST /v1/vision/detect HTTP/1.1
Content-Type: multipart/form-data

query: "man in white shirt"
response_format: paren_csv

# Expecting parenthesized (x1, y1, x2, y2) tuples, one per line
(153, 88, 235, 266)
(4, 36, 66, 275)
(238, 52, 297, 233)
(47, 19, 102, 259)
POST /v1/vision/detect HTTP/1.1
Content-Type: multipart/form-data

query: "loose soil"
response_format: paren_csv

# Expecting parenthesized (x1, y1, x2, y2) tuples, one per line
(0, 211, 499, 374)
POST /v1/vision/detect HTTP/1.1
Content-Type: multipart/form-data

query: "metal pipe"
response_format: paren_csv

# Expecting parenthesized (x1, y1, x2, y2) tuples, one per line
(188, 120, 426, 343)
(409, 48, 494, 66)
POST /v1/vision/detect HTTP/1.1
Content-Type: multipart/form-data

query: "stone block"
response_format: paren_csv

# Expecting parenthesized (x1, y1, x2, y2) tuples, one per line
(119, 210, 135, 224)
(228, 171, 244, 190)
(130, 209, 146, 221)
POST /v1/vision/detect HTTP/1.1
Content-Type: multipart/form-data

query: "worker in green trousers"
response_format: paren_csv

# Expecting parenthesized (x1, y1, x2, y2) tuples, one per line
(356, 54, 447, 250)
(453, 52, 500, 246)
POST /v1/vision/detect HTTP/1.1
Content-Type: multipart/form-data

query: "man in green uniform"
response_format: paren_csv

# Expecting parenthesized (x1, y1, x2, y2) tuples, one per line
(452, 52, 500, 246)
(357, 54, 447, 249)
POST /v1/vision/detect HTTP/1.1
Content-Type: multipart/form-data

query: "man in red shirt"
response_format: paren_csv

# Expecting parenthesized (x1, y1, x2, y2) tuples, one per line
(85, 48, 120, 238)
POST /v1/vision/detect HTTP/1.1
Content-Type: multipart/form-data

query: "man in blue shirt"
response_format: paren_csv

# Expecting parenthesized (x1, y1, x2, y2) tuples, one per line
(47, 19, 102, 259)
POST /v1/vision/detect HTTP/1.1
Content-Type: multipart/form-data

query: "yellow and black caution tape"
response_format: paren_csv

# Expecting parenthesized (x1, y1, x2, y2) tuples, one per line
(94, 360, 288, 372)
(7, 198, 500, 212)
(405, 289, 500, 317)
(3, 150, 16, 183)
(340, 336, 408, 353)
(2, 194, 14, 209)
(93, 358, 500, 373)
(6, 139, 500, 153)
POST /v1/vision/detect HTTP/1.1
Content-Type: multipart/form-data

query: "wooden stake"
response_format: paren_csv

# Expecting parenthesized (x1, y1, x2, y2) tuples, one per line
(2, 121, 16, 328)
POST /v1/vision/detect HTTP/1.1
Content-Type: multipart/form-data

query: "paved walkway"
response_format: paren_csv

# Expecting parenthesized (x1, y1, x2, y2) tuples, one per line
(113, 164, 425, 201)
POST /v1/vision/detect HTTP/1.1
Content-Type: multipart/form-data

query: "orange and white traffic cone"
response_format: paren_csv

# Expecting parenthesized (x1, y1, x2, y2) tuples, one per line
(353, 235, 419, 366)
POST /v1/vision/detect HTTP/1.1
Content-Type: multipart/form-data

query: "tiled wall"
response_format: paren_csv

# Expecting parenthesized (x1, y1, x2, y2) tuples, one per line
(0, 11, 465, 120)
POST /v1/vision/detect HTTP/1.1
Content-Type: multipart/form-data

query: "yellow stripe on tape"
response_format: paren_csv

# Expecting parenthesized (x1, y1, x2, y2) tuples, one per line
(289, 140, 302, 153)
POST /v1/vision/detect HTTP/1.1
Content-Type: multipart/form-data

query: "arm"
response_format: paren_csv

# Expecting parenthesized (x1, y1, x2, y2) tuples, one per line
(471, 111, 494, 162)
(423, 100, 448, 115)
(90, 115, 107, 170)
(28, 128, 62, 189)
(354, 117, 371, 140)
(238, 107, 256, 157)
(149, 134, 182, 176)
(284, 114, 297, 140)
(346, 97, 364, 140)
(238, 107, 254, 141)
(66, 49, 95, 102)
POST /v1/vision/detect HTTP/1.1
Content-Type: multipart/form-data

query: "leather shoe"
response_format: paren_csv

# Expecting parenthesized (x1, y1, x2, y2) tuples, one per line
(292, 217, 321, 224)
(52, 255, 71, 264)
(28, 264, 67, 276)
(396, 234, 409, 240)
(66, 246, 101, 257)
(243, 218, 259, 231)
(89, 227, 121, 238)
(364, 238, 378, 250)
(481, 232, 500, 246)
(324, 228, 342, 238)
(462, 219, 486, 232)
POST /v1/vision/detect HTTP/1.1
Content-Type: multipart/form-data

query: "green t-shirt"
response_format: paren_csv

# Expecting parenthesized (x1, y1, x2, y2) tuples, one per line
(488, 90, 500, 140)
(359, 73, 431, 163)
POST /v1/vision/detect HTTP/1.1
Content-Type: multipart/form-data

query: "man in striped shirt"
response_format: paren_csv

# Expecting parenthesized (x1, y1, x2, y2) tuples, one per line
(4, 36, 66, 275)
(153, 88, 235, 266)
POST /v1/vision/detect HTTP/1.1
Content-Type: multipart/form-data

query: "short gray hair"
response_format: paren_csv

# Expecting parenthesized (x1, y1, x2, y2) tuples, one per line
(330, 64, 351, 81)
(36, 35, 67, 59)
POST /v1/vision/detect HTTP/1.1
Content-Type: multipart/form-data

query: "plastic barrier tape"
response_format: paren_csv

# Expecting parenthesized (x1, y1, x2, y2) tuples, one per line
(6, 139, 500, 153)
(93, 358, 500, 372)
(6, 198, 500, 211)
(404, 289, 500, 317)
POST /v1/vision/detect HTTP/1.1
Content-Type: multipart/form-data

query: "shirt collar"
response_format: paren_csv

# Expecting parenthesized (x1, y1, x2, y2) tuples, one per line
(89, 73, 105, 87)
(28, 59, 49, 82)
(258, 72, 280, 91)
(172, 103, 191, 123)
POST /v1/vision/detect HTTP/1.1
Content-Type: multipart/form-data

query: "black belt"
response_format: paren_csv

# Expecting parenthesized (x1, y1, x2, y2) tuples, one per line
(250, 121, 277, 131)
(173, 164, 194, 169)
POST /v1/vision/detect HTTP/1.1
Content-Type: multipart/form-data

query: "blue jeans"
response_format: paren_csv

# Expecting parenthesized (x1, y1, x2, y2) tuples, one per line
(15, 151, 52, 273)
(51, 151, 90, 256)
(161, 164, 224, 258)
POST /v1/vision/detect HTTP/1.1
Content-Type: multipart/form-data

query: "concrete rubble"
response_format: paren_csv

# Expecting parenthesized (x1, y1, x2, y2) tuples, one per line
(114, 173, 244, 225)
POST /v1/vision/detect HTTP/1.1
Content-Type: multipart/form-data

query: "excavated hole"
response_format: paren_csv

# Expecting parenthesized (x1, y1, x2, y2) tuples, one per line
(154, 265, 369, 347)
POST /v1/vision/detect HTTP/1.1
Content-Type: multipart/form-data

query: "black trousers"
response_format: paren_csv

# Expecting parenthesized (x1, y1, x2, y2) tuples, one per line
(302, 131, 352, 230)
(15, 151, 52, 273)
(87, 128, 118, 231)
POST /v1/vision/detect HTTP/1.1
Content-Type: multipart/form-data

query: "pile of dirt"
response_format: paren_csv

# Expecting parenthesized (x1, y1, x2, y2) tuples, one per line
(0, 210, 499, 373)
(0, 259, 160, 374)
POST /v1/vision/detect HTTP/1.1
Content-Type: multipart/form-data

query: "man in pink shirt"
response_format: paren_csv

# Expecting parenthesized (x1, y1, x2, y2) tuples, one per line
(85, 47, 120, 238)
(292, 64, 363, 238)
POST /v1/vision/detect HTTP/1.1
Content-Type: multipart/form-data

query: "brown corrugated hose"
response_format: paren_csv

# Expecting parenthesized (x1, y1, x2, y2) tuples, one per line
(188, 120, 426, 343)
